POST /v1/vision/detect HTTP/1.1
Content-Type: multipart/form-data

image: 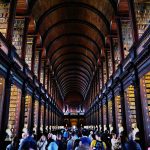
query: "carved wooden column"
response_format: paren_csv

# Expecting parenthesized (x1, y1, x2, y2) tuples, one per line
(132, 71, 146, 149)
(127, 0, 139, 43)
(101, 99, 104, 131)
(21, 18, 30, 61)
(110, 36, 115, 73)
(43, 98, 46, 134)
(119, 81, 127, 136)
(31, 37, 37, 72)
(116, 18, 124, 62)
(6, 0, 17, 44)
(18, 80, 27, 138)
(106, 96, 109, 131)
(111, 90, 117, 134)
(30, 91, 36, 133)
(37, 97, 41, 139)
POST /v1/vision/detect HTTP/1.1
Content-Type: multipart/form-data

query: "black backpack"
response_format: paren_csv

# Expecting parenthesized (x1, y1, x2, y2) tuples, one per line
(95, 140, 104, 150)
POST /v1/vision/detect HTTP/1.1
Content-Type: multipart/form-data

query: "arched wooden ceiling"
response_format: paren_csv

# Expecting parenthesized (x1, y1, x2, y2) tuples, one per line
(31, 0, 115, 100)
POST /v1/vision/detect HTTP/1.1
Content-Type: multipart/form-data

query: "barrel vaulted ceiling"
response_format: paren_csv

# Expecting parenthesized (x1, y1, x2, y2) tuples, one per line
(29, 0, 116, 101)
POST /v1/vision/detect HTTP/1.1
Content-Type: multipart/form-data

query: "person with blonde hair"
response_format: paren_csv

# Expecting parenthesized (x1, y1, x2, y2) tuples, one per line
(37, 135, 47, 150)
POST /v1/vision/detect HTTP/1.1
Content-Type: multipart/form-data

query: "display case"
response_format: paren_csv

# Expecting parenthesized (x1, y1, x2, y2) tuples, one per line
(124, 85, 137, 128)
(134, 0, 150, 38)
(0, 2, 10, 37)
(25, 36, 33, 70)
(7, 85, 21, 136)
(115, 95, 122, 127)
(24, 95, 32, 129)
(121, 20, 133, 57)
(12, 18, 25, 57)
(33, 100, 39, 134)
(140, 72, 150, 144)
(40, 104, 44, 133)
(0, 76, 5, 126)
(112, 38, 121, 70)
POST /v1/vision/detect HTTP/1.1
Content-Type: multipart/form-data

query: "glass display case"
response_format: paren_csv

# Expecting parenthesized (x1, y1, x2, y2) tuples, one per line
(24, 95, 32, 129)
(12, 18, 25, 57)
(121, 20, 133, 57)
(25, 36, 33, 70)
(140, 72, 150, 143)
(124, 85, 137, 129)
(33, 100, 39, 134)
(40, 104, 44, 133)
(7, 85, 22, 136)
(0, 2, 10, 37)
(112, 38, 121, 70)
(134, 0, 150, 38)
(0, 76, 5, 126)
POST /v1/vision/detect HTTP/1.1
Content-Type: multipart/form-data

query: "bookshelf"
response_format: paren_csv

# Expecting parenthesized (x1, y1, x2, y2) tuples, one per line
(140, 72, 150, 141)
(103, 104, 107, 129)
(124, 85, 137, 127)
(134, 1, 150, 38)
(108, 100, 113, 127)
(103, 60, 107, 84)
(34, 50, 39, 77)
(24, 95, 32, 128)
(0, 2, 10, 37)
(45, 70, 48, 90)
(113, 38, 120, 70)
(25, 36, 33, 70)
(40, 104, 44, 132)
(8, 85, 21, 135)
(46, 107, 48, 129)
(121, 20, 133, 57)
(40, 65, 44, 84)
(115, 95, 122, 126)
(0, 76, 5, 124)
(107, 50, 113, 78)
(33, 100, 39, 134)
(12, 18, 25, 57)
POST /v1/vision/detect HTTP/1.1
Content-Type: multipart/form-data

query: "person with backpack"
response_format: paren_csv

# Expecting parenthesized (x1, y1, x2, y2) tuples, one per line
(67, 131, 76, 150)
(94, 132, 107, 150)
(124, 133, 142, 150)
(48, 134, 58, 150)
(18, 131, 37, 150)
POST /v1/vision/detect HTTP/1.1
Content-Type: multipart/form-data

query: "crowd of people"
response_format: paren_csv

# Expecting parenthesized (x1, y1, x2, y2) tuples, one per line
(6, 128, 142, 150)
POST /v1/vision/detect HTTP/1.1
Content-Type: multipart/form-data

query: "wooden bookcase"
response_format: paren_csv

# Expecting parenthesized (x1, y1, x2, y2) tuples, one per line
(124, 85, 137, 129)
(0, 2, 10, 37)
(12, 18, 25, 57)
(8, 85, 21, 136)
